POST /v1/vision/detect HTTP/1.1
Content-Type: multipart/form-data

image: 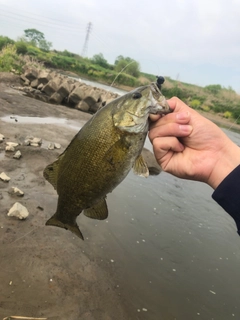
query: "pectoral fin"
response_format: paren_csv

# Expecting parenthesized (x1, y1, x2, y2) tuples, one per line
(84, 198, 108, 220)
(133, 154, 149, 177)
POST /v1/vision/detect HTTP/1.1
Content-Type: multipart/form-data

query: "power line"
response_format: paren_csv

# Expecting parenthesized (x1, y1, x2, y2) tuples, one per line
(81, 22, 92, 57)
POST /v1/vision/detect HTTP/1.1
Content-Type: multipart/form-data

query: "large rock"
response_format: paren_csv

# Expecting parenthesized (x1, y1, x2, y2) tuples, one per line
(42, 77, 63, 96)
(30, 78, 39, 88)
(57, 80, 75, 98)
(76, 100, 90, 112)
(38, 69, 52, 85)
(49, 92, 64, 104)
(68, 84, 87, 105)
(84, 88, 102, 108)
(142, 148, 162, 175)
(24, 67, 39, 82)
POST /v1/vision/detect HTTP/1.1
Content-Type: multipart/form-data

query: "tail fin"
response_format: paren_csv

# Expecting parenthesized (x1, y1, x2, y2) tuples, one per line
(46, 213, 84, 240)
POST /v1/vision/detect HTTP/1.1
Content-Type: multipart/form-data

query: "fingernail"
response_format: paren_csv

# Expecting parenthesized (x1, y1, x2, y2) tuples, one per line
(179, 125, 192, 133)
(176, 112, 189, 120)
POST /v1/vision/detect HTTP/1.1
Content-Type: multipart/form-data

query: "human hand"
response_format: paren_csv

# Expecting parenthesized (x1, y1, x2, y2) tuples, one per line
(149, 97, 240, 189)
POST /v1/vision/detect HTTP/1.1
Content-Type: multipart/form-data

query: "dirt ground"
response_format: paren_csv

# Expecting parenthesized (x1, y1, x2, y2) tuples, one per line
(0, 74, 134, 320)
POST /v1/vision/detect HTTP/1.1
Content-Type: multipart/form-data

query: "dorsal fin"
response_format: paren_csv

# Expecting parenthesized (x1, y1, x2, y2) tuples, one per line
(133, 154, 149, 177)
(84, 198, 108, 220)
(43, 153, 65, 190)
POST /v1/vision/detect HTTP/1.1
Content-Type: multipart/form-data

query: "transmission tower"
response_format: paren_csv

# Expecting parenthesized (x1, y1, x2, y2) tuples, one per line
(81, 22, 92, 57)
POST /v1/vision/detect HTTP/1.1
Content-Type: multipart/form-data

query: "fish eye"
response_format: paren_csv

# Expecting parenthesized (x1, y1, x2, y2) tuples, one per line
(132, 92, 142, 99)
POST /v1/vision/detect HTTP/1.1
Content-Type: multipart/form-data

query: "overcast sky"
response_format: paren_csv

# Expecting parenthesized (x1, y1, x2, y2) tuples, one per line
(1, 0, 240, 92)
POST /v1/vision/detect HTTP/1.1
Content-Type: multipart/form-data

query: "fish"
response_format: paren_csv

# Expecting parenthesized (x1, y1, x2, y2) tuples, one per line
(43, 82, 171, 240)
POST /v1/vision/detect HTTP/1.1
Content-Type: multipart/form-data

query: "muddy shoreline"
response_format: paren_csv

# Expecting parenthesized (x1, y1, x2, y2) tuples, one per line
(0, 76, 134, 320)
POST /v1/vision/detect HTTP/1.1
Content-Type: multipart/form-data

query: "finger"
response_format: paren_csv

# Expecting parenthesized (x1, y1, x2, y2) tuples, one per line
(152, 136, 184, 163)
(148, 123, 193, 142)
(149, 111, 191, 130)
(149, 114, 161, 122)
(167, 97, 190, 113)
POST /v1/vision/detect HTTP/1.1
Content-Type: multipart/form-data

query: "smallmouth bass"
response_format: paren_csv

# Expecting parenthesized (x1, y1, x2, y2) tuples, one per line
(43, 83, 171, 239)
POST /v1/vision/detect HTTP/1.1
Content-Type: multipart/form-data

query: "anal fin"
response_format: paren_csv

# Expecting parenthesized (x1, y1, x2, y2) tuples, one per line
(84, 198, 108, 220)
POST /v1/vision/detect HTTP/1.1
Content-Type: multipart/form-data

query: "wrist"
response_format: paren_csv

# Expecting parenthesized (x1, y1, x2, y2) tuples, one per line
(208, 142, 240, 189)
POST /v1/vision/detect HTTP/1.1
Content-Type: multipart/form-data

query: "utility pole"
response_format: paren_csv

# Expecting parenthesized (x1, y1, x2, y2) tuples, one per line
(81, 22, 92, 57)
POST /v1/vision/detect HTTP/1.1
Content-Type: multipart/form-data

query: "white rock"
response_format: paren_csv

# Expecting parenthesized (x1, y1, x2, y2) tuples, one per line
(0, 134, 5, 142)
(7, 202, 29, 220)
(0, 172, 11, 182)
(48, 143, 55, 150)
(6, 142, 18, 148)
(30, 137, 42, 146)
(23, 139, 30, 146)
(54, 143, 61, 149)
(8, 187, 24, 197)
(5, 145, 16, 152)
(13, 150, 22, 159)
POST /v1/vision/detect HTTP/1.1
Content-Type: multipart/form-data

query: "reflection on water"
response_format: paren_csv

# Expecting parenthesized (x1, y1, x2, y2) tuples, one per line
(0, 115, 83, 131)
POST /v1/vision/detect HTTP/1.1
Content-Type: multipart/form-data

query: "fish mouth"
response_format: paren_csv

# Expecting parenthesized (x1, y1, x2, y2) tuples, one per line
(148, 82, 172, 115)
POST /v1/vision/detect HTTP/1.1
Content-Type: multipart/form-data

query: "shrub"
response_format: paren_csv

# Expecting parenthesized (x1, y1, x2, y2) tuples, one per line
(223, 111, 232, 119)
(15, 41, 28, 54)
(0, 44, 23, 72)
(190, 99, 201, 109)
(201, 105, 210, 112)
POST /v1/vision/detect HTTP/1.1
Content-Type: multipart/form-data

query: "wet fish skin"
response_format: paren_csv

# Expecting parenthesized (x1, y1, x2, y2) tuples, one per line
(43, 83, 170, 239)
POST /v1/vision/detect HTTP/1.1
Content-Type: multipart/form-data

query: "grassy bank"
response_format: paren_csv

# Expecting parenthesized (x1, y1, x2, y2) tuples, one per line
(1, 35, 240, 124)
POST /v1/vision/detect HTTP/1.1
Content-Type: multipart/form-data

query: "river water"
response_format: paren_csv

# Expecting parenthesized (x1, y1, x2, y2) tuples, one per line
(79, 79, 240, 319)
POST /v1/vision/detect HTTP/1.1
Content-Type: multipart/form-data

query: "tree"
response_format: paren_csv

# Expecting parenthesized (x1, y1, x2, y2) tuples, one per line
(24, 28, 45, 46)
(38, 39, 52, 52)
(114, 55, 140, 78)
(91, 53, 109, 69)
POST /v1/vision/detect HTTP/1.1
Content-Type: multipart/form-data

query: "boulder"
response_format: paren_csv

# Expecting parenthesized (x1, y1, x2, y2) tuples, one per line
(20, 74, 30, 86)
(42, 77, 62, 96)
(49, 92, 64, 104)
(57, 80, 74, 98)
(76, 100, 90, 112)
(24, 67, 39, 81)
(89, 102, 101, 114)
(30, 79, 39, 88)
(68, 85, 86, 105)
(38, 69, 52, 85)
